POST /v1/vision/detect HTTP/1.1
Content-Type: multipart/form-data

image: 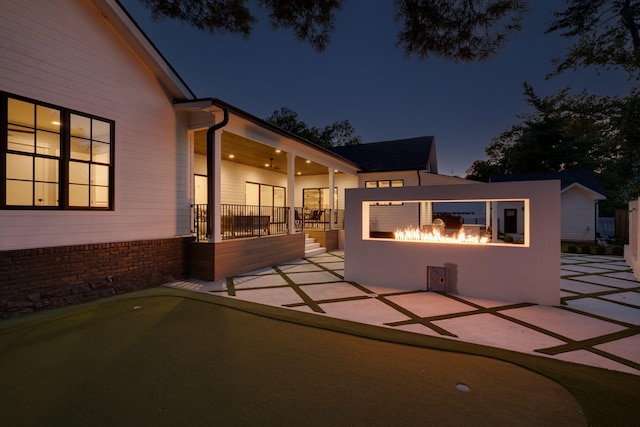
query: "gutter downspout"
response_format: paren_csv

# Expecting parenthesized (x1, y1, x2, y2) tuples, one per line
(206, 108, 229, 238)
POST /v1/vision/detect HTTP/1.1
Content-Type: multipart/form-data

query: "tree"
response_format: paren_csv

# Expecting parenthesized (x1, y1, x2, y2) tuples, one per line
(139, 0, 527, 61)
(466, 83, 640, 211)
(138, 1, 640, 70)
(394, 0, 527, 62)
(546, 0, 640, 79)
(266, 107, 361, 148)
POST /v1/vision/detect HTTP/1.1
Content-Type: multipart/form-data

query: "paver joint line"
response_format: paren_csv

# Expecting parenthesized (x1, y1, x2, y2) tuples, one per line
(165, 251, 640, 376)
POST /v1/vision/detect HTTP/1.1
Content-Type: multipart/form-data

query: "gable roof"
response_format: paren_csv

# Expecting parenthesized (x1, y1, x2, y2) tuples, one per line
(329, 136, 437, 173)
(96, 0, 196, 100)
(489, 170, 607, 198)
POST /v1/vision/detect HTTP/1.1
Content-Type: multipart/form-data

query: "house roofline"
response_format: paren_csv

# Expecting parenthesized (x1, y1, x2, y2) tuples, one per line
(562, 182, 607, 200)
(96, 0, 197, 100)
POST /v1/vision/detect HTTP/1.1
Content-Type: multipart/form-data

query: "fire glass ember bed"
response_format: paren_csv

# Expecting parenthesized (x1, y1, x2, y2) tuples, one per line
(366, 199, 529, 246)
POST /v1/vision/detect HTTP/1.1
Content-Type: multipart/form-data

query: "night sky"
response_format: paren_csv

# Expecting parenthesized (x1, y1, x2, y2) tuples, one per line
(119, 0, 632, 176)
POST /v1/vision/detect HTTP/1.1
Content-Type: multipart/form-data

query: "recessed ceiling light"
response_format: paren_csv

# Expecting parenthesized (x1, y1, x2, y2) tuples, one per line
(297, 172, 301, 175)
(306, 160, 311, 164)
(275, 149, 281, 153)
(229, 154, 235, 159)
(264, 163, 270, 167)
(52, 121, 61, 126)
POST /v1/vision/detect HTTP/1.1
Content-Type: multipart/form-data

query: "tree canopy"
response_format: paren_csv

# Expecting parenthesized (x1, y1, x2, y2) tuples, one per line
(139, 0, 528, 62)
(138, 1, 639, 72)
(265, 107, 362, 148)
(466, 83, 640, 211)
(546, 0, 640, 79)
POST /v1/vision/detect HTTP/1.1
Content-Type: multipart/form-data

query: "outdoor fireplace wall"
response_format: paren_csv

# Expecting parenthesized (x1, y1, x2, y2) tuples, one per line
(344, 181, 560, 305)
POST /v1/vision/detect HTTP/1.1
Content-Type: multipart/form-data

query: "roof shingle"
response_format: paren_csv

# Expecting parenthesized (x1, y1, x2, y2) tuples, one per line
(489, 170, 607, 196)
(330, 136, 437, 173)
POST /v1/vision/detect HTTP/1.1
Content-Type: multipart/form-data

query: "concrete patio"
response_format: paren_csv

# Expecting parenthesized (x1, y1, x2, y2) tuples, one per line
(167, 251, 640, 376)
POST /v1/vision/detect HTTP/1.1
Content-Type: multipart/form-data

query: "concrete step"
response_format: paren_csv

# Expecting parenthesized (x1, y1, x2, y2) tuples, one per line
(305, 246, 327, 257)
(304, 234, 326, 257)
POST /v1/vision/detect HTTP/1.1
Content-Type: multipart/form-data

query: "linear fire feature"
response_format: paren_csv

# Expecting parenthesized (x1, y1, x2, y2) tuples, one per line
(344, 181, 560, 305)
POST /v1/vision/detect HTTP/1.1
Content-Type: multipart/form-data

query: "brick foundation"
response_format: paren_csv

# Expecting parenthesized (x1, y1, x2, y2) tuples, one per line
(0, 237, 192, 319)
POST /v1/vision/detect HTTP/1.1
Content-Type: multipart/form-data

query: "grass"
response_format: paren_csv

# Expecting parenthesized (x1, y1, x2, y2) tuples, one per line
(0, 287, 638, 426)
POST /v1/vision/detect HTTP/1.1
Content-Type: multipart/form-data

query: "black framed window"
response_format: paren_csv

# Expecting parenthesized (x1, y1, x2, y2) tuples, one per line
(365, 179, 404, 188)
(2, 91, 114, 209)
(365, 180, 404, 205)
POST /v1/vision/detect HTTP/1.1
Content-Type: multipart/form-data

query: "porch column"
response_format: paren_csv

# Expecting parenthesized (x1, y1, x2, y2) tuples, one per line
(491, 201, 498, 242)
(421, 202, 433, 227)
(211, 130, 223, 243)
(485, 200, 491, 232)
(328, 167, 335, 229)
(288, 152, 296, 234)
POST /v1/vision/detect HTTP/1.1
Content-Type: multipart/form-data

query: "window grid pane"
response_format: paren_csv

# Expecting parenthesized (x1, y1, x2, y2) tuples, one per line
(4, 92, 113, 210)
(6, 180, 33, 205)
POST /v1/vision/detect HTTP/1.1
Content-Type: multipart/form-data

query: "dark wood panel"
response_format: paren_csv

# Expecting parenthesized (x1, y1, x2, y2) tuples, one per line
(214, 234, 305, 280)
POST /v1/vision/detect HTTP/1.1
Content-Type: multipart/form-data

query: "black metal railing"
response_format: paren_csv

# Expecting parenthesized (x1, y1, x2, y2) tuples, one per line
(193, 204, 345, 242)
(297, 208, 344, 231)
(193, 204, 208, 241)
(221, 204, 289, 240)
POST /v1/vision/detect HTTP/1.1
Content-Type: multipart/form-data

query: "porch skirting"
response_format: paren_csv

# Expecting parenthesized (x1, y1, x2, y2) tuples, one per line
(0, 237, 193, 319)
(190, 234, 305, 281)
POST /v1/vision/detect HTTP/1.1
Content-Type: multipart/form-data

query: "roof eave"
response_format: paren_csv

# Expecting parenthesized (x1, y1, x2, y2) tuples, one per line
(208, 99, 362, 170)
(96, 0, 196, 100)
(562, 182, 607, 199)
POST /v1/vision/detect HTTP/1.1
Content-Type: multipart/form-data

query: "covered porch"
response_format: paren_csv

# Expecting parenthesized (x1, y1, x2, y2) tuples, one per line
(180, 100, 359, 280)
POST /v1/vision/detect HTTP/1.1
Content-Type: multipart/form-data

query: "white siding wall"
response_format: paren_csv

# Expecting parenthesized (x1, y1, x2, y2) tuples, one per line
(0, 0, 190, 250)
(561, 187, 596, 241)
(221, 160, 287, 205)
(369, 204, 420, 232)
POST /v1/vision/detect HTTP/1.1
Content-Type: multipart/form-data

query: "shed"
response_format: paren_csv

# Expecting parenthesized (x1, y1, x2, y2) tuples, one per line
(490, 171, 607, 242)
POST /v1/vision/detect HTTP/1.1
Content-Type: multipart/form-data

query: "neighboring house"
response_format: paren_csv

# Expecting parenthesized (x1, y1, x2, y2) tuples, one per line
(1, 0, 468, 317)
(331, 138, 475, 234)
(490, 171, 607, 242)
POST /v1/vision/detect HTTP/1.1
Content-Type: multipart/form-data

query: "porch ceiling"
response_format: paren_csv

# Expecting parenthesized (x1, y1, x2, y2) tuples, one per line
(194, 129, 331, 176)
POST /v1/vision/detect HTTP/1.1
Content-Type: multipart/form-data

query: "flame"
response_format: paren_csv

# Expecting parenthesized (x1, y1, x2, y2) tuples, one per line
(394, 227, 489, 244)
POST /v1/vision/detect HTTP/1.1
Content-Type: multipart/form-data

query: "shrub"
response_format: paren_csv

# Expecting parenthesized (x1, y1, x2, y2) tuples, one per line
(503, 234, 514, 243)
(581, 245, 592, 254)
(612, 246, 624, 256)
(596, 246, 606, 255)
(567, 245, 578, 253)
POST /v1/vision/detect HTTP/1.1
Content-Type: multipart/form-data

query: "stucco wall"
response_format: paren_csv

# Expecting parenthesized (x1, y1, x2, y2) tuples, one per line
(344, 181, 561, 305)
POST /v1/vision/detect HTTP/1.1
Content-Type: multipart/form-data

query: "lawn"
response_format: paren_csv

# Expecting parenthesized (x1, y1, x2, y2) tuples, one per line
(0, 287, 638, 426)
